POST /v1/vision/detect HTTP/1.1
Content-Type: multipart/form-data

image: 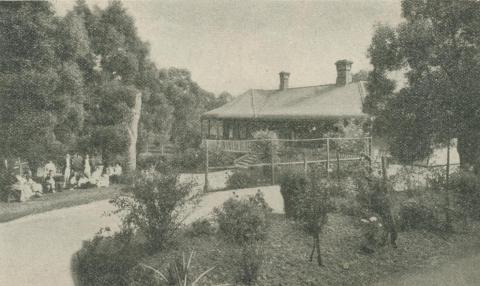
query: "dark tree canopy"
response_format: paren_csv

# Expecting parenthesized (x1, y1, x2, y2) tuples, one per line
(365, 0, 480, 168)
(0, 0, 229, 168)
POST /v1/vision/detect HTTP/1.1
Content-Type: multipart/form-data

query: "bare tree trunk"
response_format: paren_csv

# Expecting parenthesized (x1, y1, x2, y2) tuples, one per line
(127, 92, 142, 172)
(315, 234, 323, 266)
(309, 236, 316, 262)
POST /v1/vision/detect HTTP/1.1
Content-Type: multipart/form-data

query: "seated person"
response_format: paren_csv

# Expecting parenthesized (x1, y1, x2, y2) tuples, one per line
(44, 161, 57, 178)
(89, 165, 104, 186)
(44, 170, 56, 193)
(25, 172, 42, 196)
(77, 173, 91, 189)
(110, 163, 122, 184)
(12, 175, 34, 202)
(69, 172, 79, 189)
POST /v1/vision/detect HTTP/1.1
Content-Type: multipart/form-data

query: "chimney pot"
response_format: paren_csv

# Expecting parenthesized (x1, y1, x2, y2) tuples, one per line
(335, 60, 353, 85)
(279, 71, 290, 90)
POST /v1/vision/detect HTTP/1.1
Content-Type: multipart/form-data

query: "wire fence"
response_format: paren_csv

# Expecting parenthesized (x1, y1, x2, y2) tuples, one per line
(203, 137, 372, 190)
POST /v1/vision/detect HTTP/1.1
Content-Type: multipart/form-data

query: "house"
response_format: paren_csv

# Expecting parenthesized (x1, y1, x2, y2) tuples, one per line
(201, 60, 368, 143)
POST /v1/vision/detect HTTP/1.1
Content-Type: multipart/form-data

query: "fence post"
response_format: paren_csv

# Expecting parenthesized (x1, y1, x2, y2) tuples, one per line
(336, 151, 340, 183)
(204, 140, 209, 192)
(303, 151, 308, 177)
(271, 139, 275, 185)
(381, 156, 388, 182)
(326, 138, 330, 177)
(445, 141, 452, 230)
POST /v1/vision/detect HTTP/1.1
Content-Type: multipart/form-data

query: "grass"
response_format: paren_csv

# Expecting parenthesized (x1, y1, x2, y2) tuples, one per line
(0, 185, 124, 223)
(138, 213, 480, 286)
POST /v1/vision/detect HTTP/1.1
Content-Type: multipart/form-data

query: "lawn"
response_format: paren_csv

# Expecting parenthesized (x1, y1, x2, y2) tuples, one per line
(0, 185, 124, 223)
(139, 213, 480, 286)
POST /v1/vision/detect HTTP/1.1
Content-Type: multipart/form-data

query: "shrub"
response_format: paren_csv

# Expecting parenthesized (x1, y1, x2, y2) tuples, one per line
(110, 171, 198, 251)
(226, 168, 267, 189)
(134, 250, 215, 286)
(450, 171, 480, 221)
(214, 191, 271, 245)
(172, 148, 204, 172)
(398, 199, 441, 231)
(187, 218, 216, 237)
(0, 165, 16, 202)
(235, 243, 264, 286)
(353, 169, 398, 248)
(279, 170, 308, 218)
(359, 216, 387, 253)
(137, 155, 170, 173)
(75, 229, 142, 286)
(290, 172, 335, 266)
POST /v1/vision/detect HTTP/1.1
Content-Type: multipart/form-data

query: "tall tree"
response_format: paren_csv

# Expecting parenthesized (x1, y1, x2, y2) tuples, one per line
(365, 0, 480, 170)
(0, 2, 86, 167)
(82, 0, 154, 171)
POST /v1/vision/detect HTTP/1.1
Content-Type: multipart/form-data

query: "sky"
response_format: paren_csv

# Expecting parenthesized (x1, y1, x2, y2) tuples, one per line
(52, 0, 403, 95)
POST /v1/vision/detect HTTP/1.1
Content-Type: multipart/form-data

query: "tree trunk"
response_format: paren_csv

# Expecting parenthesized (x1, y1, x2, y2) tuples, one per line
(315, 234, 323, 266)
(457, 132, 480, 173)
(127, 92, 142, 172)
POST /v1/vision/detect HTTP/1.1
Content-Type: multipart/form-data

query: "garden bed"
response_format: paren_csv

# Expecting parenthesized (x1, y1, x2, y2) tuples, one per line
(77, 212, 480, 286)
(0, 185, 124, 223)
(138, 214, 480, 285)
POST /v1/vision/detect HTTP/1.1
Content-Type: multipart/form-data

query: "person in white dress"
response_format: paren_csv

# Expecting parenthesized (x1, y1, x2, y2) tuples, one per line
(44, 161, 56, 178)
(63, 154, 71, 188)
(84, 155, 91, 178)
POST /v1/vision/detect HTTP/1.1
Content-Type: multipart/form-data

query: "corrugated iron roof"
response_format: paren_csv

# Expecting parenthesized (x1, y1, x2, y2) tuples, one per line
(202, 81, 367, 120)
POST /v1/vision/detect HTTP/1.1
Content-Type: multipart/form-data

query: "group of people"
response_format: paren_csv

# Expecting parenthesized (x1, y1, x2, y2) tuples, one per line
(10, 154, 123, 202)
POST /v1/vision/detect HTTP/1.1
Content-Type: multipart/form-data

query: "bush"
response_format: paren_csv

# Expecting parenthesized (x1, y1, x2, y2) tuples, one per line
(75, 229, 143, 286)
(110, 171, 198, 251)
(172, 148, 204, 172)
(235, 243, 264, 286)
(0, 165, 16, 202)
(187, 218, 216, 237)
(398, 199, 442, 231)
(214, 191, 271, 245)
(450, 171, 480, 221)
(137, 155, 171, 173)
(279, 170, 308, 218)
(226, 168, 268, 189)
(132, 250, 215, 286)
(359, 216, 387, 253)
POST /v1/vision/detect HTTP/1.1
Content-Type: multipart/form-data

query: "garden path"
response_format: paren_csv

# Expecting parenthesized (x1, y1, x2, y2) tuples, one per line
(0, 171, 283, 286)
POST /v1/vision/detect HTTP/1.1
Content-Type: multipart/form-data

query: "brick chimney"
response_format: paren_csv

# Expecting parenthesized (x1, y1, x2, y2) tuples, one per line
(335, 60, 353, 85)
(279, 71, 290, 90)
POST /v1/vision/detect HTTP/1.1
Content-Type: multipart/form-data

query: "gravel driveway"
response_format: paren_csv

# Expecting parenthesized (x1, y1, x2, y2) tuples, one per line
(0, 171, 283, 286)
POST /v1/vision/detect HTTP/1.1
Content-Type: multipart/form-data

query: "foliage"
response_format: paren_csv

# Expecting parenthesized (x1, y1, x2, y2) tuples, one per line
(250, 130, 279, 162)
(353, 166, 398, 248)
(0, 1, 223, 170)
(172, 148, 204, 172)
(291, 172, 335, 266)
(136, 251, 215, 286)
(214, 191, 271, 245)
(398, 199, 442, 232)
(365, 0, 480, 169)
(226, 168, 268, 190)
(450, 171, 480, 221)
(187, 218, 216, 237)
(235, 243, 264, 286)
(75, 228, 143, 286)
(110, 171, 198, 250)
(359, 216, 387, 253)
(279, 170, 309, 218)
(0, 164, 16, 202)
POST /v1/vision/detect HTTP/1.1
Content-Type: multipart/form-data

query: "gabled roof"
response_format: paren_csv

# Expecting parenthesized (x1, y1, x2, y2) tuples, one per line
(202, 81, 367, 120)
